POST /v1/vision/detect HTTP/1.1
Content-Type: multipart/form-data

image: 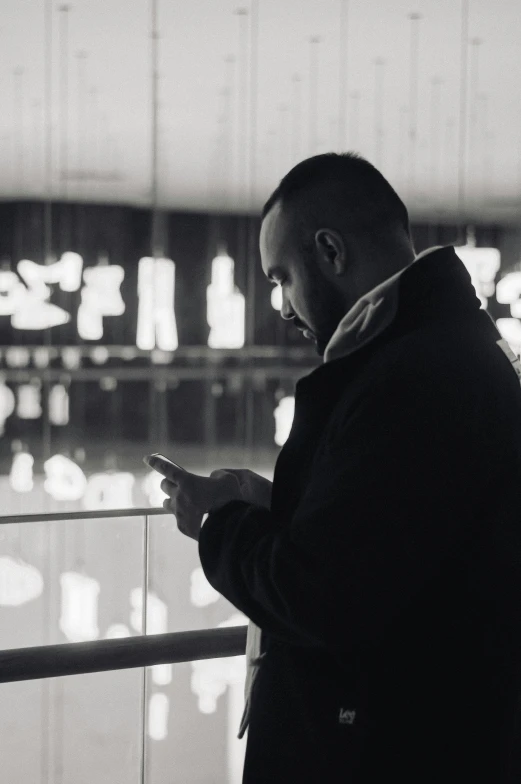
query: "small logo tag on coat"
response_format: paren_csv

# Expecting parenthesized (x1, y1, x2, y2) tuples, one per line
(338, 708, 356, 725)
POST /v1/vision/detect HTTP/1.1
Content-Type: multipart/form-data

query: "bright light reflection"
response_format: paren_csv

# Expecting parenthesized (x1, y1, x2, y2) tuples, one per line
(271, 285, 282, 311)
(49, 384, 69, 426)
(273, 396, 295, 446)
(136, 257, 178, 351)
(78, 265, 125, 340)
(9, 451, 34, 492)
(454, 244, 501, 309)
(82, 472, 134, 510)
(0, 556, 43, 606)
(17, 384, 41, 419)
(190, 566, 220, 608)
(0, 382, 15, 435)
(207, 253, 245, 348)
(43, 455, 87, 502)
(148, 694, 169, 741)
(59, 571, 100, 642)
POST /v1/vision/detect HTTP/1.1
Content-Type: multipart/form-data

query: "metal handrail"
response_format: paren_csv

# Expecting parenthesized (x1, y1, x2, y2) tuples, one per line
(0, 507, 166, 525)
(0, 506, 247, 784)
(0, 626, 248, 684)
(0, 508, 247, 689)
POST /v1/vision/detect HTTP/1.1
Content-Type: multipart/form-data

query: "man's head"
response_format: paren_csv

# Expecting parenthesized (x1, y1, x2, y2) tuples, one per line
(260, 152, 416, 356)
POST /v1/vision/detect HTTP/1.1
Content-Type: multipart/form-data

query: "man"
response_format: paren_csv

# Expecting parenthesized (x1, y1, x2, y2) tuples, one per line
(147, 153, 521, 782)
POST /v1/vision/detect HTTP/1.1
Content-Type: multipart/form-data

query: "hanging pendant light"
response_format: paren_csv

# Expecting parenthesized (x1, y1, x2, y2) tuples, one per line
(454, 226, 501, 309)
(43, 453, 87, 502)
(206, 251, 245, 349)
(0, 379, 15, 436)
(10, 448, 34, 493)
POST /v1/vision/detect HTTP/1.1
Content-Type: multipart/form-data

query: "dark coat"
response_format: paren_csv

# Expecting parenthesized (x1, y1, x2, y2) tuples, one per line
(199, 246, 521, 783)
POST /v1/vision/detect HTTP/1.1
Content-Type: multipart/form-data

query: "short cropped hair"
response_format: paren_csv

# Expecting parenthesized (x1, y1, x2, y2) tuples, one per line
(261, 152, 411, 245)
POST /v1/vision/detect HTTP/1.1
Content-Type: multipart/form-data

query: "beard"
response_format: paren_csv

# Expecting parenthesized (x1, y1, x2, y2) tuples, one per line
(315, 337, 327, 357)
(305, 267, 347, 357)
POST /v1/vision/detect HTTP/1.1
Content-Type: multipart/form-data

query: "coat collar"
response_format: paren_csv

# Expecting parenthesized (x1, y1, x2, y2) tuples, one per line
(322, 245, 479, 364)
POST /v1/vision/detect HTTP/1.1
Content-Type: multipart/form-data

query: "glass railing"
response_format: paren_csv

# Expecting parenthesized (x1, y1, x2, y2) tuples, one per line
(0, 508, 248, 784)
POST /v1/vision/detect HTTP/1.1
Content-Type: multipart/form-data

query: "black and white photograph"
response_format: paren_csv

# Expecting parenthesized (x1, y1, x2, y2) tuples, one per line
(0, 1, 520, 782)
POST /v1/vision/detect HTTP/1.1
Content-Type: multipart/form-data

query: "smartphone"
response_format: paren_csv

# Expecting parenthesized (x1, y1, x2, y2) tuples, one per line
(144, 453, 186, 474)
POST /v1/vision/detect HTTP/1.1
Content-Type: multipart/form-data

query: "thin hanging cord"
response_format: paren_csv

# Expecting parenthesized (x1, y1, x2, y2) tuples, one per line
(42, 10, 53, 458)
(235, 7, 249, 206)
(214, 87, 225, 237)
(337, 0, 348, 151)
(457, 0, 470, 242)
(308, 36, 320, 156)
(468, 37, 482, 214)
(32, 99, 42, 191)
(278, 103, 289, 175)
(407, 12, 422, 203)
(208, 99, 221, 215)
(481, 94, 495, 207)
(232, 6, 250, 452)
(151, 0, 160, 255)
(59, 5, 70, 200)
(54, 13, 69, 766)
(89, 87, 98, 182)
(13, 67, 24, 193)
(479, 92, 488, 205)
(245, 0, 258, 465)
(428, 76, 443, 245)
(349, 90, 360, 150)
(224, 54, 236, 216)
(430, 77, 442, 206)
(12, 68, 24, 261)
(75, 50, 88, 198)
(41, 4, 53, 781)
(397, 104, 407, 187)
(518, 115, 521, 204)
(140, 4, 158, 776)
(373, 57, 385, 169)
(249, 0, 259, 290)
(444, 115, 456, 224)
(291, 74, 302, 164)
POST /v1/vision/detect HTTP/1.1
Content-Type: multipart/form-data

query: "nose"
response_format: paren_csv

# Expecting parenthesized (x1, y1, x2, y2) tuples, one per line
(281, 307, 295, 322)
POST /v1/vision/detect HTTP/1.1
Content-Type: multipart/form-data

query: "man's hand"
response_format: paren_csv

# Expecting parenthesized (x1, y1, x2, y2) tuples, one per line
(144, 456, 245, 542)
(210, 468, 272, 509)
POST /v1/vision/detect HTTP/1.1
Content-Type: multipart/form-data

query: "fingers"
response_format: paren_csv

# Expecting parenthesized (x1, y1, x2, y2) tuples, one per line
(160, 477, 176, 495)
(145, 455, 187, 482)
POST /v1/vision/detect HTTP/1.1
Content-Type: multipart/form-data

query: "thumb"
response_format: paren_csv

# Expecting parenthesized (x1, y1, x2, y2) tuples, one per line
(210, 468, 241, 484)
(209, 469, 243, 495)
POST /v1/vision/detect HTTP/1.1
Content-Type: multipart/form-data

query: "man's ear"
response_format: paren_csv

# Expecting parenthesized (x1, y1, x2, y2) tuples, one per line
(314, 229, 346, 275)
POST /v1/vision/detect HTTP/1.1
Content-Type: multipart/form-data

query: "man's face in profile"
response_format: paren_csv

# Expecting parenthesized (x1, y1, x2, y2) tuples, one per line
(259, 203, 348, 357)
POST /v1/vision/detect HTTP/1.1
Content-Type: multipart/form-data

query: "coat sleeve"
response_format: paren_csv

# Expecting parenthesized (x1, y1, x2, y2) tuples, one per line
(198, 357, 492, 653)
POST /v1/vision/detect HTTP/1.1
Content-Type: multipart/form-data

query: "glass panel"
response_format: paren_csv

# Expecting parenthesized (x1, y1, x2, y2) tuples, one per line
(145, 661, 247, 784)
(0, 509, 250, 781)
(146, 514, 248, 783)
(147, 512, 248, 634)
(0, 515, 145, 650)
(0, 670, 143, 784)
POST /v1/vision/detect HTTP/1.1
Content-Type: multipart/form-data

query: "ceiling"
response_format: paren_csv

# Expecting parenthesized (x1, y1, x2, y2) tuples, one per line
(1, 0, 520, 222)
